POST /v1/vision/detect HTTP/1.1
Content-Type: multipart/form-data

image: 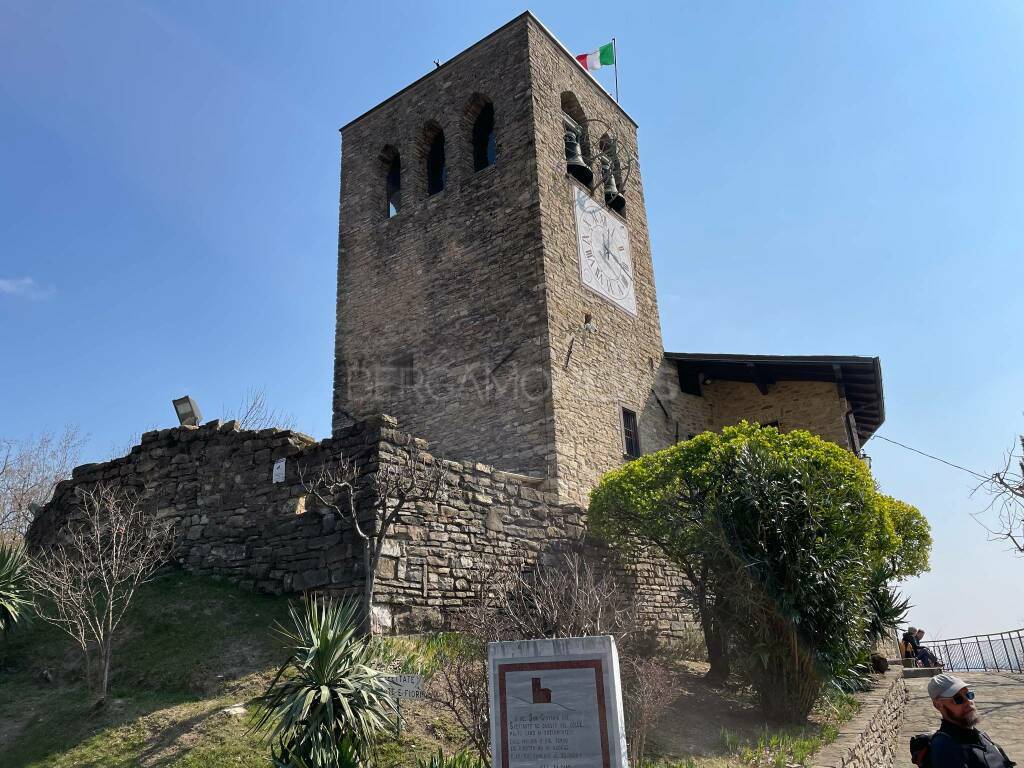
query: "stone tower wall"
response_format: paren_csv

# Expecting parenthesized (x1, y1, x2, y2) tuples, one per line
(333, 16, 555, 479)
(526, 19, 666, 504)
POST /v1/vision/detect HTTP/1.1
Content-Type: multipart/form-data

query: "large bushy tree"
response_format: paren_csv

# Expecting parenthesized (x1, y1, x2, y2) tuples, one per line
(590, 422, 931, 720)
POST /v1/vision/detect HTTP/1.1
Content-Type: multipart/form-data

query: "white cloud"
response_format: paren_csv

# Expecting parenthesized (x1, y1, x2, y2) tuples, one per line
(0, 277, 55, 299)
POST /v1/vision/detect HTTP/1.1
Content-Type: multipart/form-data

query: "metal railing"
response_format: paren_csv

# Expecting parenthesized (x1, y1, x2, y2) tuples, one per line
(926, 629, 1024, 673)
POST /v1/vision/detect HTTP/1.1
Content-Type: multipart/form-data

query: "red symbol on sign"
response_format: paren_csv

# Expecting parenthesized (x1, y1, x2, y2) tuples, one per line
(531, 677, 552, 704)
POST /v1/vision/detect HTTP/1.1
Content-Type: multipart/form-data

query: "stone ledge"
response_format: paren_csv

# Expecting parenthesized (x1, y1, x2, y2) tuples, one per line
(810, 668, 908, 768)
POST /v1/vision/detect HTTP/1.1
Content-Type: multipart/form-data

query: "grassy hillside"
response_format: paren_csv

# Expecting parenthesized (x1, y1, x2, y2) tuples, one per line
(0, 571, 449, 767)
(0, 570, 860, 768)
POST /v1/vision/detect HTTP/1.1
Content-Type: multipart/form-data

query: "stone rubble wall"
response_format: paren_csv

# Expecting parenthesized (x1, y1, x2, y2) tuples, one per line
(27, 418, 382, 594)
(368, 421, 691, 634)
(27, 415, 692, 637)
(810, 669, 909, 768)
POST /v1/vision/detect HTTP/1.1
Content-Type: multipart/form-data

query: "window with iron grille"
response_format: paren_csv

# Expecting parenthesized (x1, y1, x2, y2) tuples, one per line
(622, 407, 640, 459)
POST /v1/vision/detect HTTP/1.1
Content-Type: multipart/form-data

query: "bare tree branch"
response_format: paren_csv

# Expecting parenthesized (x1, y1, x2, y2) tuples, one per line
(978, 434, 1024, 554)
(26, 482, 175, 702)
(226, 387, 297, 431)
(300, 449, 447, 633)
(0, 426, 84, 541)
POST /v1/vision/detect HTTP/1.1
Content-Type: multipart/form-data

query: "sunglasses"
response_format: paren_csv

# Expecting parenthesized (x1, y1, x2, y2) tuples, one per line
(949, 691, 975, 705)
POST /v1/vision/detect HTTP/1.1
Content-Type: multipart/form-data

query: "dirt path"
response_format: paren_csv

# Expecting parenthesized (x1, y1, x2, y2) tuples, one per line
(895, 672, 1024, 767)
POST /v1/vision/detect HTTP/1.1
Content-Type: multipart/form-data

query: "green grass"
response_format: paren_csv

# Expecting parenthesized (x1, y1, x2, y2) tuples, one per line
(0, 570, 294, 767)
(702, 691, 860, 768)
(0, 570, 460, 767)
(635, 688, 860, 768)
(0, 573, 863, 768)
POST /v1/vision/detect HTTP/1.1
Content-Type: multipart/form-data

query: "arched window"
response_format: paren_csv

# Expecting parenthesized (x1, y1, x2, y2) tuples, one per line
(560, 91, 593, 186)
(424, 122, 447, 195)
(466, 95, 496, 171)
(560, 92, 591, 161)
(381, 145, 401, 218)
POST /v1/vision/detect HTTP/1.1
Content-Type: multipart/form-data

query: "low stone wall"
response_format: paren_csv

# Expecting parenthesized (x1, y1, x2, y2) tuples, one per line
(27, 418, 380, 594)
(370, 428, 691, 634)
(27, 415, 693, 636)
(810, 668, 909, 768)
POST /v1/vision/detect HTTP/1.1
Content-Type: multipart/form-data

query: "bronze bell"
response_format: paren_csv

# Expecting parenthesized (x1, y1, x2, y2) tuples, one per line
(601, 158, 625, 213)
(564, 129, 594, 187)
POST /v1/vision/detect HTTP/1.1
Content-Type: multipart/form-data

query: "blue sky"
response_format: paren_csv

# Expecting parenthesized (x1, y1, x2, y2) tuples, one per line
(2, 1, 1022, 638)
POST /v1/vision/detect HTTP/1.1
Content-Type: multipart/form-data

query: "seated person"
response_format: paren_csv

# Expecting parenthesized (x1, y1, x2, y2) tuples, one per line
(915, 628, 941, 668)
(903, 626, 922, 663)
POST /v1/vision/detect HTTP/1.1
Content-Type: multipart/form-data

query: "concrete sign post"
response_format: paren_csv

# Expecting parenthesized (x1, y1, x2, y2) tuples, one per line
(488, 636, 629, 768)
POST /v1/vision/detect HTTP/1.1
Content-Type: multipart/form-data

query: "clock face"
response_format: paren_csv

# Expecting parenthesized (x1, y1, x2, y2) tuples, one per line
(573, 186, 637, 316)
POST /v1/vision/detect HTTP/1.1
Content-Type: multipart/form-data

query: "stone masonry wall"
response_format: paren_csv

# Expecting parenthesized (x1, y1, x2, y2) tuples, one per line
(28, 419, 379, 594)
(810, 669, 909, 768)
(333, 15, 555, 480)
(640, 360, 715, 454)
(27, 415, 692, 637)
(334, 13, 683, 507)
(704, 380, 854, 449)
(527, 19, 666, 505)
(367, 417, 691, 635)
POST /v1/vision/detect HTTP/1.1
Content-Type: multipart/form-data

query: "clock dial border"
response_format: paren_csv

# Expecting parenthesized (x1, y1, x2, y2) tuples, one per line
(572, 184, 637, 317)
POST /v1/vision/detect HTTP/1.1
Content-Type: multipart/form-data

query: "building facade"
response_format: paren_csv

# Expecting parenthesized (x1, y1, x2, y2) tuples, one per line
(332, 12, 883, 505)
(28, 13, 887, 635)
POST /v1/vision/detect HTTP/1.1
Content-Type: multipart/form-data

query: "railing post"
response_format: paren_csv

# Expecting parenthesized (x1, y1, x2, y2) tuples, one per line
(1011, 630, 1023, 674)
(930, 629, 1024, 674)
(1000, 634, 1012, 673)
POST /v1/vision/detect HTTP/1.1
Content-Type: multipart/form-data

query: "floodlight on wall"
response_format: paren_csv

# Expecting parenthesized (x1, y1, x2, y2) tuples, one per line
(172, 395, 203, 427)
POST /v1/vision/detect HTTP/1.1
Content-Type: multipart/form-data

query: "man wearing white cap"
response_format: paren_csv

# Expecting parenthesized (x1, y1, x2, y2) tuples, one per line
(924, 673, 1015, 767)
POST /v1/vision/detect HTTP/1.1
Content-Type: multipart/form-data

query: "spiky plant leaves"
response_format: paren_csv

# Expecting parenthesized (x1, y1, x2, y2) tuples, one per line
(0, 540, 30, 633)
(416, 748, 488, 768)
(864, 563, 912, 646)
(251, 595, 397, 768)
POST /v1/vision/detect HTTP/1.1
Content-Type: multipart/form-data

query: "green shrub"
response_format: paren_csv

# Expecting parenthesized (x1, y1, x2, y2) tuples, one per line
(251, 596, 397, 768)
(0, 540, 29, 634)
(591, 422, 931, 721)
(415, 747, 488, 768)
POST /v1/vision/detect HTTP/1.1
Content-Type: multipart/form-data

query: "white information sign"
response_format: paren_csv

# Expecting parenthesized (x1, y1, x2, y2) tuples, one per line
(488, 636, 628, 768)
(272, 457, 286, 484)
(383, 673, 424, 700)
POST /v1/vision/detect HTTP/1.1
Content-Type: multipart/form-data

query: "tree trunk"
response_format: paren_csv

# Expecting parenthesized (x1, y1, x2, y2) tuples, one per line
(701, 609, 730, 685)
(83, 645, 93, 691)
(362, 544, 375, 636)
(101, 641, 112, 699)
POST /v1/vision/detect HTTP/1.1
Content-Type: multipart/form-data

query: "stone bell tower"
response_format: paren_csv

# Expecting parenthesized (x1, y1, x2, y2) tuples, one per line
(333, 12, 664, 504)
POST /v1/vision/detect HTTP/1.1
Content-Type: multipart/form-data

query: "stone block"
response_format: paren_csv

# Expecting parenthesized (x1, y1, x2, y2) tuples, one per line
(485, 508, 505, 533)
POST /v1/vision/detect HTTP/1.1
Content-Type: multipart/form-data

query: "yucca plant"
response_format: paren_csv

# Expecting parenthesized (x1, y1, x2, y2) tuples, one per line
(0, 540, 30, 635)
(864, 563, 911, 646)
(251, 595, 398, 768)
(416, 748, 488, 768)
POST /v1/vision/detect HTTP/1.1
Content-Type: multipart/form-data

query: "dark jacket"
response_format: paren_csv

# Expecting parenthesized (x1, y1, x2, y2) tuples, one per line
(903, 632, 921, 654)
(929, 719, 1015, 768)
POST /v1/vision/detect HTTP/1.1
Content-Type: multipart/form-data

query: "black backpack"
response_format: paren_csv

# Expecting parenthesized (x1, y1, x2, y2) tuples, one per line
(910, 732, 941, 767)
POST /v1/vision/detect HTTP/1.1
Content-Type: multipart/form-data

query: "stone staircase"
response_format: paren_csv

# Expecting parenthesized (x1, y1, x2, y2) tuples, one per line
(886, 658, 943, 678)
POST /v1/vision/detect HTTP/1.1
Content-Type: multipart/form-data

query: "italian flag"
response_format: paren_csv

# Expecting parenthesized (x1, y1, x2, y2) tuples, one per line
(576, 42, 615, 71)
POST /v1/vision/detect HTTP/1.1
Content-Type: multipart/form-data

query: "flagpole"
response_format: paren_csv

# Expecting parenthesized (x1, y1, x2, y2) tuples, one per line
(612, 37, 619, 102)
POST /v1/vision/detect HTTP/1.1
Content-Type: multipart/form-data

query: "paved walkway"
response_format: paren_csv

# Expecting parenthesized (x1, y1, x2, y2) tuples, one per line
(895, 672, 1024, 767)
